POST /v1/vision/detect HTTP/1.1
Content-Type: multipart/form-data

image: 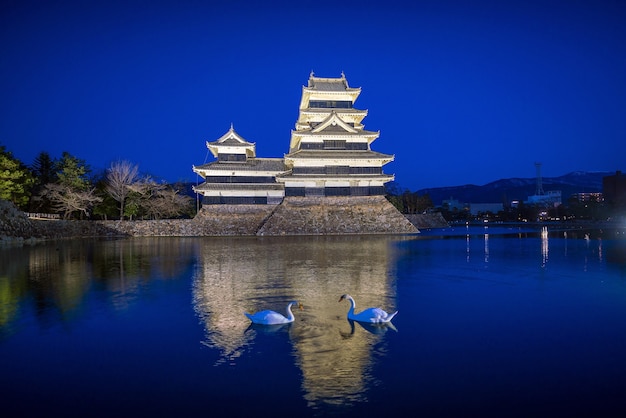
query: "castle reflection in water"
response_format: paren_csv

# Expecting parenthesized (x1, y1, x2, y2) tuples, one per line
(191, 236, 403, 408)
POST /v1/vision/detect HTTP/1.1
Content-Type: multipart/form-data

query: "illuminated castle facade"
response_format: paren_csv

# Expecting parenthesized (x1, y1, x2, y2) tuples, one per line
(192, 72, 394, 203)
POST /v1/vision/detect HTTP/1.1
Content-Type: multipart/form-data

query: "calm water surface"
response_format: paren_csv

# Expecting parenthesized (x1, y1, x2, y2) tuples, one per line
(1, 225, 626, 417)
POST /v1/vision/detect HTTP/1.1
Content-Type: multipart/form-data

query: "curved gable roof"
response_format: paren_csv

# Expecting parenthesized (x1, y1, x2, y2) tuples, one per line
(206, 124, 256, 158)
(207, 124, 254, 147)
(311, 112, 358, 134)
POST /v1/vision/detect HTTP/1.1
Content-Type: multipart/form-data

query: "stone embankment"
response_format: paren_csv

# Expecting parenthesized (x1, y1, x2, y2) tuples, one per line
(404, 212, 449, 229)
(2, 197, 446, 243)
(1, 199, 38, 244)
(257, 196, 418, 235)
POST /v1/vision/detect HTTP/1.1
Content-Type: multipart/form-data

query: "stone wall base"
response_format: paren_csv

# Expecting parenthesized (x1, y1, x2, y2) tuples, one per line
(256, 196, 418, 235)
(192, 204, 277, 235)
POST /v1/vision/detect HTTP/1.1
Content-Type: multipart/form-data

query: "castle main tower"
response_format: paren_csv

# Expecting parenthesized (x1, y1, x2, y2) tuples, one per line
(276, 72, 394, 197)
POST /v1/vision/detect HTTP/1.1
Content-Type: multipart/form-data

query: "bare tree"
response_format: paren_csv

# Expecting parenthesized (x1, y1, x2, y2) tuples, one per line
(144, 186, 193, 219)
(106, 160, 139, 219)
(127, 178, 193, 219)
(41, 183, 103, 219)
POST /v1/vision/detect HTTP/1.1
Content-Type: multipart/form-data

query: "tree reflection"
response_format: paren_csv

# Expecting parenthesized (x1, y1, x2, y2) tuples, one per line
(0, 238, 198, 332)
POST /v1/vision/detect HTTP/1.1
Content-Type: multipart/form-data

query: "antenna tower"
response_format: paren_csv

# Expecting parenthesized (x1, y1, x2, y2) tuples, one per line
(535, 162, 544, 195)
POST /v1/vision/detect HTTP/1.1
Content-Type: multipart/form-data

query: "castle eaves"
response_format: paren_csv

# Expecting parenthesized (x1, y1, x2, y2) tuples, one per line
(195, 158, 286, 172)
(194, 183, 284, 191)
(285, 150, 393, 160)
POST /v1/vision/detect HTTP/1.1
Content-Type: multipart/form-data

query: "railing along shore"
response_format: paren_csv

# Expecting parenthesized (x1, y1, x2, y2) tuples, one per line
(26, 213, 61, 220)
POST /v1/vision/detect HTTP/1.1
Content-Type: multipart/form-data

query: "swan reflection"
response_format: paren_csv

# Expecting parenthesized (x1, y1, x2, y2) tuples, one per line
(192, 236, 402, 408)
(342, 319, 398, 336)
(245, 322, 292, 334)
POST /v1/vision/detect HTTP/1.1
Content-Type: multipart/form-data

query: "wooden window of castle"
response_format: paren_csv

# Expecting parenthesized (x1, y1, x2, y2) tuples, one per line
(326, 166, 350, 175)
(323, 140, 346, 149)
(293, 167, 324, 175)
(345, 142, 368, 150)
(325, 187, 350, 196)
(305, 187, 325, 197)
(300, 142, 324, 150)
(309, 100, 352, 109)
(218, 153, 246, 162)
(203, 176, 275, 183)
(369, 186, 385, 195)
(349, 167, 382, 175)
(286, 187, 306, 197)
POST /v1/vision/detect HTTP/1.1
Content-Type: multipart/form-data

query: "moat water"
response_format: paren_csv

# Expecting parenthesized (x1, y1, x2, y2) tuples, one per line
(1, 225, 626, 417)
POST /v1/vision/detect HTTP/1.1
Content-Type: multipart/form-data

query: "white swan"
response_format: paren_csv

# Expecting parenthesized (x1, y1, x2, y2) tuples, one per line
(244, 301, 303, 325)
(339, 294, 397, 324)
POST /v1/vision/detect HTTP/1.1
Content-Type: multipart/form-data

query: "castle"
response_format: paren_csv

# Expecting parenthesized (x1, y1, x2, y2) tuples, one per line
(191, 72, 418, 235)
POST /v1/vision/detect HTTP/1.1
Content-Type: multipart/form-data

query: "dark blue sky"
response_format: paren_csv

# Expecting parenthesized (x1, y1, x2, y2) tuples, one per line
(1, 0, 625, 191)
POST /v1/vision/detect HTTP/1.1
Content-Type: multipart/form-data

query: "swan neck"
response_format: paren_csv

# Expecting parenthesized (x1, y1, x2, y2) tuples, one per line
(347, 296, 356, 315)
(286, 303, 295, 321)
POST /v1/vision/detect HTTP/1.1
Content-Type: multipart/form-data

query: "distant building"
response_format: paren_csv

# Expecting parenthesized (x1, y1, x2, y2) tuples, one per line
(442, 197, 467, 211)
(570, 192, 603, 203)
(525, 162, 562, 207)
(192, 72, 394, 203)
(603, 170, 626, 208)
(470, 203, 504, 216)
(526, 190, 562, 207)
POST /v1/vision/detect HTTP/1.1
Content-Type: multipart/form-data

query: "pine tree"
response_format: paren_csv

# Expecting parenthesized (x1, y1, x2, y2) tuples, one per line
(0, 145, 35, 209)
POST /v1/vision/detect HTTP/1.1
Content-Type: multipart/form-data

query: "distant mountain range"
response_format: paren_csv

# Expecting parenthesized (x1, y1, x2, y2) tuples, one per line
(177, 171, 616, 206)
(416, 171, 615, 205)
